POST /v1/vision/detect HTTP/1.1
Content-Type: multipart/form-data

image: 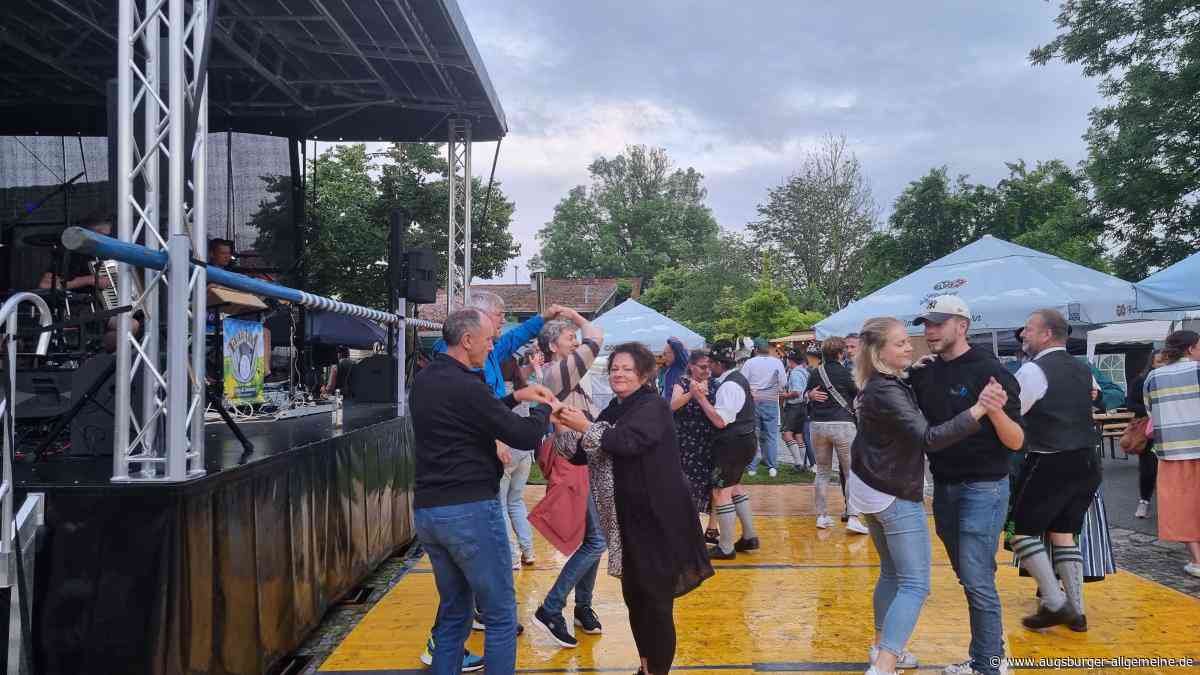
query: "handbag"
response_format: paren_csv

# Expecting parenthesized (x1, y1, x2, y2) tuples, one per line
(817, 365, 856, 421)
(1119, 417, 1150, 455)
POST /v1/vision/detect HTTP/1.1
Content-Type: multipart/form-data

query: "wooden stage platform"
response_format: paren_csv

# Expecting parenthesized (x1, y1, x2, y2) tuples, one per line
(317, 486, 1200, 674)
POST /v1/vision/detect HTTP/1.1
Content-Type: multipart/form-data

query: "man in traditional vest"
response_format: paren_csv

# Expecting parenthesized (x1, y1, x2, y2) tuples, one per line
(693, 345, 760, 559)
(1010, 309, 1102, 631)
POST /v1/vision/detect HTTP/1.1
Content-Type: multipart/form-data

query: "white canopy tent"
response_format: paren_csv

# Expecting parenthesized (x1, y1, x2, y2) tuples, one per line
(585, 300, 706, 409)
(816, 235, 1139, 347)
(1085, 321, 1174, 358)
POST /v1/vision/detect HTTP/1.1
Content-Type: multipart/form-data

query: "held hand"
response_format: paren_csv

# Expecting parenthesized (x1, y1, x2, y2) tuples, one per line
(514, 383, 556, 407)
(692, 380, 709, 397)
(553, 406, 590, 432)
(808, 388, 829, 403)
(542, 304, 567, 321)
(978, 378, 1008, 413)
(496, 444, 512, 465)
(910, 354, 937, 370)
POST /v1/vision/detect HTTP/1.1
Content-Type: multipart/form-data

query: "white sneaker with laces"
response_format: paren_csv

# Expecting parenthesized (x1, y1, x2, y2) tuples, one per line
(865, 667, 896, 675)
(847, 516, 870, 535)
(1135, 500, 1150, 518)
(869, 645, 918, 669)
(768, 467, 778, 478)
(942, 658, 1008, 675)
(816, 515, 833, 529)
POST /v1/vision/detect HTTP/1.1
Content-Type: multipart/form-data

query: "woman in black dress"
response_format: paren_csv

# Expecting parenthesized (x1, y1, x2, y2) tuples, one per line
(670, 349, 717, 514)
(556, 342, 714, 675)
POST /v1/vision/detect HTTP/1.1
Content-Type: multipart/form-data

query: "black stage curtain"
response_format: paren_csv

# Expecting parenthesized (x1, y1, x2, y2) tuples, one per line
(25, 415, 413, 675)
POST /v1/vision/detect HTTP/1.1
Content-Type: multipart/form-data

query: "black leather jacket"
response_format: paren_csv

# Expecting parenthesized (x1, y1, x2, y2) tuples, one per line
(851, 373, 982, 503)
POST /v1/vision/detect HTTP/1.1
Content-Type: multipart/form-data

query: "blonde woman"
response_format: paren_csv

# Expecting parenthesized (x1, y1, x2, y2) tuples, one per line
(849, 317, 1007, 675)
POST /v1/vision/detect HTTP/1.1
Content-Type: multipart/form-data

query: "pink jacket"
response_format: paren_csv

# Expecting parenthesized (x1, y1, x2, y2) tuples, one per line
(528, 435, 589, 556)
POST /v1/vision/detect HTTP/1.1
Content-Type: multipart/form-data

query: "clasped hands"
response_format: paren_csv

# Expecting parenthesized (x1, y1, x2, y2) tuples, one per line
(512, 384, 589, 432)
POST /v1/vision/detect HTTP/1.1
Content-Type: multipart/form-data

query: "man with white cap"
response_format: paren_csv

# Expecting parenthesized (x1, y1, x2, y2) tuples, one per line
(908, 295, 1025, 675)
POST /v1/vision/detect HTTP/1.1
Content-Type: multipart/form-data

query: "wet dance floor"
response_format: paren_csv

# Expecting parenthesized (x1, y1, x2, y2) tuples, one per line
(318, 486, 1200, 674)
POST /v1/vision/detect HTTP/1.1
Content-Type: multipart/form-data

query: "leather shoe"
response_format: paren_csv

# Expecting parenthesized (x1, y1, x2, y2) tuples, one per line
(1022, 603, 1079, 630)
(707, 545, 735, 560)
(733, 537, 760, 552)
(1069, 614, 1088, 632)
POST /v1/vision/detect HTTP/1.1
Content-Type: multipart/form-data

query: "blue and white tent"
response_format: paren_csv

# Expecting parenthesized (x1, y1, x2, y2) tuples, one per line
(815, 235, 1138, 339)
(1135, 250, 1200, 313)
(591, 299, 706, 353)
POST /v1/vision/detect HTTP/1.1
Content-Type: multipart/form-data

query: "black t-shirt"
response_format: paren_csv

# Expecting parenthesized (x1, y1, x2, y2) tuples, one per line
(804, 361, 858, 423)
(908, 346, 1023, 483)
(44, 253, 95, 285)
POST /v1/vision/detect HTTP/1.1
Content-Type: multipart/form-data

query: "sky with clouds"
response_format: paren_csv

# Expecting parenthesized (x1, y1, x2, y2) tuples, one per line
(456, 1, 1103, 284)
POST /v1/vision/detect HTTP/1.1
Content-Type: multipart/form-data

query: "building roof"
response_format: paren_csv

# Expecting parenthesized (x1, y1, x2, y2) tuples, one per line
(417, 277, 642, 324)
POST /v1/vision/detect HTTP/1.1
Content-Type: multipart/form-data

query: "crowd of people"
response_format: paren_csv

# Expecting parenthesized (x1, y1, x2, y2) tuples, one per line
(408, 288, 1200, 675)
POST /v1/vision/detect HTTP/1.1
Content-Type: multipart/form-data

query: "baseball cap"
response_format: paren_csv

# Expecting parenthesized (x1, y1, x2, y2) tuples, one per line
(785, 349, 804, 363)
(914, 295, 971, 326)
(752, 337, 770, 350)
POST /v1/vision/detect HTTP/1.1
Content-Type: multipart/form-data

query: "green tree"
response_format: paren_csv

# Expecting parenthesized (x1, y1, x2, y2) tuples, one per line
(535, 145, 720, 281)
(641, 232, 758, 340)
(1032, 0, 1200, 278)
(858, 167, 991, 294)
(249, 143, 519, 310)
(749, 134, 877, 309)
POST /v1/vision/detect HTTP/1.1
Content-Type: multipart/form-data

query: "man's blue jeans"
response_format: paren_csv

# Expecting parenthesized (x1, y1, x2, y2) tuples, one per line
(415, 499, 517, 675)
(932, 478, 1010, 675)
(863, 498, 931, 659)
(748, 399, 781, 471)
(542, 492, 605, 614)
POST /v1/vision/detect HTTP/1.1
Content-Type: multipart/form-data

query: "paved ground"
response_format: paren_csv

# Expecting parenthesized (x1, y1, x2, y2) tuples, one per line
(293, 483, 1200, 674)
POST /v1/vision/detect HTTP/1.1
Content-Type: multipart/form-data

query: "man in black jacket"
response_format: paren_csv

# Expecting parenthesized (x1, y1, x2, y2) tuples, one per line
(909, 296, 1025, 675)
(411, 308, 558, 675)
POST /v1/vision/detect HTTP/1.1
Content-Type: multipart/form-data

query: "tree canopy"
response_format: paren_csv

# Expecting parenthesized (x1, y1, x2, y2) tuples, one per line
(534, 145, 720, 282)
(1031, 0, 1200, 278)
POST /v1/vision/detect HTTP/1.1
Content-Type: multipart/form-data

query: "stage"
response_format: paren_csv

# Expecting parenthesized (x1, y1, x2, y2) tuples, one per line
(5, 403, 415, 675)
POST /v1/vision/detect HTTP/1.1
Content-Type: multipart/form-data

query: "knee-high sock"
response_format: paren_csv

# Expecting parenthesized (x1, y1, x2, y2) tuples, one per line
(1053, 543, 1085, 615)
(732, 493, 757, 539)
(715, 503, 737, 554)
(1013, 536, 1066, 610)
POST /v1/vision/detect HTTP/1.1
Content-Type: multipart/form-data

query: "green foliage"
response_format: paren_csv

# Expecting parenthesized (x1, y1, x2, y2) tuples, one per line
(732, 257, 825, 341)
(250, 143, 518, 309)
(858, 160, 1113, 296)
(749, 135, 877, 309)
(535, 145, 721, 281)
(641, 232, 758, 341)
(1031, 0, 1200, 278)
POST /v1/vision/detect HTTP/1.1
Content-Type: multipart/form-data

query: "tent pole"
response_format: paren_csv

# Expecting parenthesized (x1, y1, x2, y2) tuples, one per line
(991, 331, 999, 357)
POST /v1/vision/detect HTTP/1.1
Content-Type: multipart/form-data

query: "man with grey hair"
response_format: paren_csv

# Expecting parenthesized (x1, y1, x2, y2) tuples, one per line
(414, 308, 559, 674)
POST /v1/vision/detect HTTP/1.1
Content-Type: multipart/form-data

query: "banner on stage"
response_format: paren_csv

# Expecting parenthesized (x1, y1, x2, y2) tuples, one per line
(223, 318, 265, 403)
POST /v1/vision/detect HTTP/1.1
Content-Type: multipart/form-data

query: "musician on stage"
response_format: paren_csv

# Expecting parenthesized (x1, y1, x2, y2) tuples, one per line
(206, 237, 274, 377)
(37, 214, 112, 292)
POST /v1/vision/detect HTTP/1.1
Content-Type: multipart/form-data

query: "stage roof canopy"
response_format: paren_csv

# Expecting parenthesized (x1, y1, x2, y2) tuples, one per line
(0, 0, 506, 141)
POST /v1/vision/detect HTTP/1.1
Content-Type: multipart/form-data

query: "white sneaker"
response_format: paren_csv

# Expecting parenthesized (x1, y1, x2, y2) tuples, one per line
(768, 467, 778, 478)
(816, 515, 833, 529)
(865, 667, 896, 675)
(512, 557, 521, 570)
(1185, 562, 1200, 578)
(1135, 500, 1150, 518)
(943, 659, 1007, 675)
(870, 645, 918, 670)
(847, 516, 870, 535)
(747, 468, 758, 477)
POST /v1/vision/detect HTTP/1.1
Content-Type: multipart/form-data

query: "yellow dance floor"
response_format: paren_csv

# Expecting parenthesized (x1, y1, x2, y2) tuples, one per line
(319, 486, 1200, 674)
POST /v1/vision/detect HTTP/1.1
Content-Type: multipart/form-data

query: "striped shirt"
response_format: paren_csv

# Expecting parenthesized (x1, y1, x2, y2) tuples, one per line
(1144, 359, 1200, 461)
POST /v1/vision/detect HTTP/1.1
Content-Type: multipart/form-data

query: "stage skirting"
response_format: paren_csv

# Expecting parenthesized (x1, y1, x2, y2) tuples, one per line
(9, 408, 414, 675)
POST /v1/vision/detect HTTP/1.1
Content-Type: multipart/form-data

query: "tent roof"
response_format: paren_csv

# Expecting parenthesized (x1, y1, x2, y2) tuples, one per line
(815, 235, 1138, 338)
(1136, 251, 1200, 313)
(1085, 320, 1173, 357)
(0, 0, 506, 141)
(592, 300, 705, 354)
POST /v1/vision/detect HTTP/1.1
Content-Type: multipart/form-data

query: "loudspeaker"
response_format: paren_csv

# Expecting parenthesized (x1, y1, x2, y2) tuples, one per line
(69, 353, 140, 456)
(13, 369, 74, 419)
(348, 354, 397, 403)
(403, 249, 438, 304)
(389, 209, 408, 289)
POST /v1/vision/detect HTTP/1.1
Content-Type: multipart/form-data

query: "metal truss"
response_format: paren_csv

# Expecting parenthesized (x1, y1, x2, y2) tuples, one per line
(446, 118, 472, 314)
(112, 0, 210, 482)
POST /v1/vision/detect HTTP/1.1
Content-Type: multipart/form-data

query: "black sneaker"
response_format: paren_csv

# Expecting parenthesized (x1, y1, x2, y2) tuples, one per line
(704, 528, 720, 545)
(1069, 614, 1088, 633)
(533, 606, 577, 648)
(707, 545, 735, 560)
(1021, 603, 1079, 630)
(574, 606, 603, 634)
(734, 537, 760, 552)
